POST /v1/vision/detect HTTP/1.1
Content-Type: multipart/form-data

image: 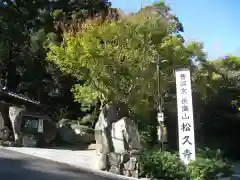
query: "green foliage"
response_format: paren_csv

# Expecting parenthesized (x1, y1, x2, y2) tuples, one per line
(48, 18, 159, 105)
(196, 148, 223, 159)
(139, 151, 187, 180)
(50, 9, 65, 20)
(190, 148, 233, 179)
(201, 57, 240, 157)
(140, 149, 233, 180)
(201, 86, 240, 159)
(139, 126, 158, 148)
(78, 114, 95, 125)
(71, 84, 101, 107)
(47, 1, 205, 122)
(138, 110, 158, 148)
(188, 157, 233, 180)
(46, 1, 213, 151)
(0, 0, 111, 121)
(211, 56, 240, 71)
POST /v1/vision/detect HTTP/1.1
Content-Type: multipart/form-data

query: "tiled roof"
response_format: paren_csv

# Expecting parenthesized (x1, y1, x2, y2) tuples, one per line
(0, 88, 41, 105)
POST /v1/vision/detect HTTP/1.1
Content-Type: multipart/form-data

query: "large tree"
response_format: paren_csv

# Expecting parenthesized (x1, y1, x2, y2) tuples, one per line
(199, 55, 240, 158)
(46, 2, 208, 123)
(0, 0, 111, 120)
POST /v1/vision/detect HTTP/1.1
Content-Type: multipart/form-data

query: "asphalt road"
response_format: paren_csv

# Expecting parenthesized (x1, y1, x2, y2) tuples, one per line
(0, 148, 115, 180)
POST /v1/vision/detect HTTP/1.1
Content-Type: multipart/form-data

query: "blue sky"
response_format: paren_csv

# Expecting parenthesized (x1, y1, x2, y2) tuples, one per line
(110, 0, 240, 60)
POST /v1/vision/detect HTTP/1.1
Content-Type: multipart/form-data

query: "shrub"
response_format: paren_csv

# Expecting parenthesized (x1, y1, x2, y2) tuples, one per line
(188, 157, 233, 180)
(139, 127, 157, 149)
(139, 149, 233, 180)
(78, 114, 95, 126)
(139, 151, 187, 180)
(196, 147, 223, 159)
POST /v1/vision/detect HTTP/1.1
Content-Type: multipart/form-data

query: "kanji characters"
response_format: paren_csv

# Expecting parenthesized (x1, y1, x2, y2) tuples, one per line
(181, 122, 191, 132)
(181, 98, 188, 105)
(180, 81, 186, 86)
(182, 136, 192, 145)
(181, 88, 187, 94)
(182, 113, 189, 120)
(180, 73, 186, 80)
(176, 70, 195, 164)
(182, 105, 189, 112)
(182, 149, 192, 160)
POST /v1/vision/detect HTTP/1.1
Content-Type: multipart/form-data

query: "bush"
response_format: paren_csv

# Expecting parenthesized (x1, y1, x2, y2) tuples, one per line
(139, 151, 187, 180)
(196, 147, 223, 159)
(188, 147, 233, 179)
(139, 149, 233, 180)
(139, 126, 157, 149)
(78, 114, 95, 126)
(188, 157, 233, 180)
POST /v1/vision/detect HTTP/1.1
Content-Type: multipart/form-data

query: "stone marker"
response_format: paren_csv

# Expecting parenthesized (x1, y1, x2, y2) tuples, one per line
(94, 104, 142, 178)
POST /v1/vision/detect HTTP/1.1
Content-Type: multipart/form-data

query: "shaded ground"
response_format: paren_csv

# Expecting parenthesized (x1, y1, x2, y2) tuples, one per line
(233, 162, 240, 179)
(0, 148, 114, 180)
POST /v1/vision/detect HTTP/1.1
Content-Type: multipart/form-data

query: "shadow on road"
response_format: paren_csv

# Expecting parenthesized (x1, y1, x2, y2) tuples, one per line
(0, 150, 110, 180)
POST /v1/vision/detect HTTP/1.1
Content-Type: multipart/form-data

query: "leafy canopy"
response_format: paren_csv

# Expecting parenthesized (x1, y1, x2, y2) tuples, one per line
(47, 1, 207, 117)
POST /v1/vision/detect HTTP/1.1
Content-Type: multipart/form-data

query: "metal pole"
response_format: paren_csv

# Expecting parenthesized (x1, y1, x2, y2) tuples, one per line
(156, 56, 161, 113)
(156, 56, 164, 151)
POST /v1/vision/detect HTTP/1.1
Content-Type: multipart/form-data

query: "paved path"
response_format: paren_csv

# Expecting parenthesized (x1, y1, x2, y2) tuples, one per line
(3, 146, 239, 180)
(2, 147, 99, 170)
(0, 148, 118, 180)
(1, 147, 138, 180)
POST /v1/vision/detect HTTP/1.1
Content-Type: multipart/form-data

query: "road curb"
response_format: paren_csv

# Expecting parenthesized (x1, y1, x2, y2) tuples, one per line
(1, 146, 140, 180)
